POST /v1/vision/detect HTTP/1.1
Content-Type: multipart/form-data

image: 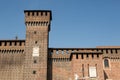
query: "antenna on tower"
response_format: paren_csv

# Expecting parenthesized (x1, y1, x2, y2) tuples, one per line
(15, 36, 18, 40)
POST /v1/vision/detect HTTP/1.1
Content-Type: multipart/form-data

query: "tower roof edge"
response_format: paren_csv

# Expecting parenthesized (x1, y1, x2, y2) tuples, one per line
(24, 10, 52, 20)
(24, 10, 52, 13)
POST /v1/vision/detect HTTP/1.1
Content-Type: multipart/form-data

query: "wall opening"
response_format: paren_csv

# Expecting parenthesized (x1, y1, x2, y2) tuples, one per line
(104, 59, 109, 68)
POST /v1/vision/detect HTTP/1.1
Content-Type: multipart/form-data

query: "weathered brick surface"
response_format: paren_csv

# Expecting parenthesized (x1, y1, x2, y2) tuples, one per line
(104, 59, 120, 80)
(48, 59, 72, 80)
(0, 40, 25, 80)
(23, 10, 51, 80)
(0, 10, 120, 80)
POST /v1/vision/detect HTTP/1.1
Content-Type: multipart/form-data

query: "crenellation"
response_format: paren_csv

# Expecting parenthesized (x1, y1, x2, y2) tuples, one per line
(0, 40, 25, 47)
(0, 10, 120, 80)
(0, 49, 24, 54)
(108, 49, 111, 53)
(117, 49, 120, 53)
(25, 11, 50, 17)
(84, 54, 88, 59)
(24, 10, 52, 28)
(25, 21, 49, 27)
(49, 49, 104, 60)
(1, 42, 5, 46)
(6, 42, 9, 46)
(51, 58, 70, 62)
(50, 48, 120, 64)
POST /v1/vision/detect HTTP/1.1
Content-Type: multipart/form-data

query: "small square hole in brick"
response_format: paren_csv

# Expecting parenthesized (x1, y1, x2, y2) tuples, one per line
(33, 71, 36, 74)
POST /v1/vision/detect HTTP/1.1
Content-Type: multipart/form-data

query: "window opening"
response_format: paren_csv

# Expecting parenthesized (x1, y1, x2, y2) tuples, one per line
(33, 71, 36, 74)
(82, 64, 84, 77)
(104, 59, 109, 68)
(34, 31, 37, 34)
(35, 41, 38, 44)
(34, 60, 37, 63)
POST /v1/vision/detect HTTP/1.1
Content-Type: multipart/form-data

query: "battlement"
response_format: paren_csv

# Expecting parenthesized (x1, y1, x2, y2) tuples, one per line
(0, 49, 24, 54)
(24, 10, 52, 22)
(97, 46, 120, 48)
(0, 40, 25, 46)
(24, 10, 52, 32)
(70, 51, 102, 60)
(49, 48, 120, 60)
(24, 10, 52, 18)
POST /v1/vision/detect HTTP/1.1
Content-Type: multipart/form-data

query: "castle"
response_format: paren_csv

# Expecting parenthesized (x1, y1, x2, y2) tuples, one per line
(0, 10, 120, 80)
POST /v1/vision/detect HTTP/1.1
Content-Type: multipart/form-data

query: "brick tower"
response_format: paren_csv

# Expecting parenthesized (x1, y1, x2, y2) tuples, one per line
(23, 10, 52, 80)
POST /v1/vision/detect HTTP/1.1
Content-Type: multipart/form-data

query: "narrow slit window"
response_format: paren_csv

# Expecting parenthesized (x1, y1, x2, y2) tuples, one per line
(82, 64, 84, 77)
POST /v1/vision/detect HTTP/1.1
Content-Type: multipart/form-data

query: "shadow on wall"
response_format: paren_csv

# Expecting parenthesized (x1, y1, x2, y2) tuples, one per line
(104, 71, 108, 80)
(47, 53, 52, 80)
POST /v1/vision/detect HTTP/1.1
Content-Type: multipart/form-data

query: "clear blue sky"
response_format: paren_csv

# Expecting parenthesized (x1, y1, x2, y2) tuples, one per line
(0, 0, 120, 48)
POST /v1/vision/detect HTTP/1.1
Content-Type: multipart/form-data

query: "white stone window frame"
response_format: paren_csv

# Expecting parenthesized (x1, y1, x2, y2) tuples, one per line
(89, 66, 97, 78)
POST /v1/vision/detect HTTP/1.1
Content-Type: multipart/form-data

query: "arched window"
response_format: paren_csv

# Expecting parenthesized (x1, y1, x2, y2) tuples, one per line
(104, 59, 109, 68)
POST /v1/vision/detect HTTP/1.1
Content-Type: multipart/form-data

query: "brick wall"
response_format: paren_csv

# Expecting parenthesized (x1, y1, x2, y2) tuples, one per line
(0, 49, 24, 80)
